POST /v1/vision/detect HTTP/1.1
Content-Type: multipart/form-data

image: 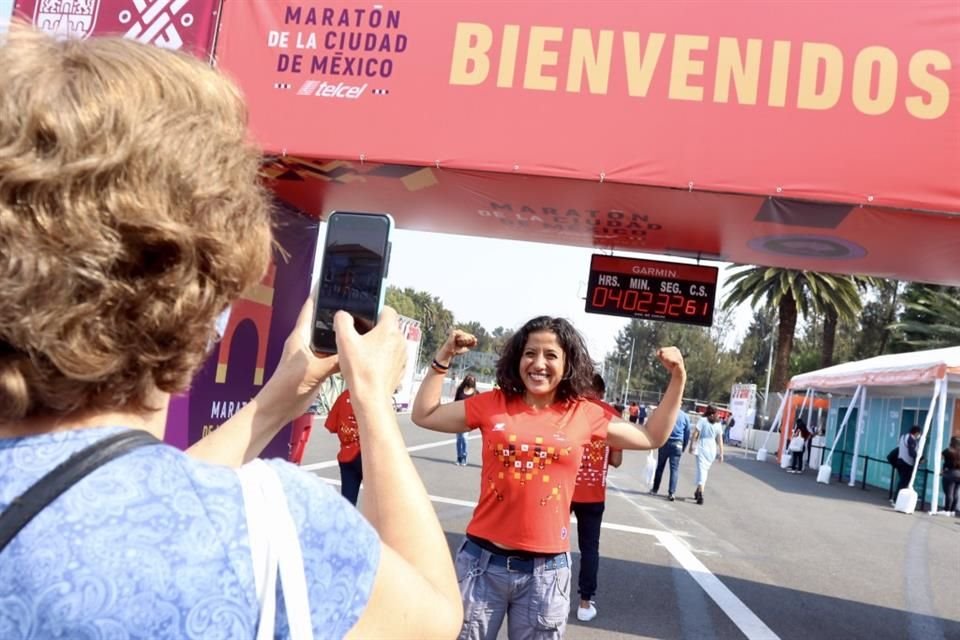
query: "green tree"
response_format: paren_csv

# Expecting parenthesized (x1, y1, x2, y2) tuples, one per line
(818, 276, 872, 368)
(891, 284, 960, 350)
(723, 267, 862, 393)
(385, 286, 455, 362)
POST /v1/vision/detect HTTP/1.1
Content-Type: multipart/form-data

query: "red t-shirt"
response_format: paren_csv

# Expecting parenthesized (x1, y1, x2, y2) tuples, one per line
(464, 389, 611, 553)
(324, 390, 360, 463)
(573, 401, 621, 504)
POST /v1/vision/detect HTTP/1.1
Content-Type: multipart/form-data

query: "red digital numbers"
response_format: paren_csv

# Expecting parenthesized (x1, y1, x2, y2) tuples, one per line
(590, 285, 711, 321)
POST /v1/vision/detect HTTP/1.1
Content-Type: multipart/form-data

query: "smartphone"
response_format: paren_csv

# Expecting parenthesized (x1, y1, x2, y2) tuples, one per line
(311, 212, 393, 354)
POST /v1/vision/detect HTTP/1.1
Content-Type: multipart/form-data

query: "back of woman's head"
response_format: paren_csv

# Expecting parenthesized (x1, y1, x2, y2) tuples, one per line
(0, 26, 272, 422)
(495, 316, 594, 401)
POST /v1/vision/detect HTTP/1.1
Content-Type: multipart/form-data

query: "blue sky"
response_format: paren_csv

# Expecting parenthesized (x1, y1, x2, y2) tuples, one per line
(0, 0, 12, 30)
(313, 227, 741, 362)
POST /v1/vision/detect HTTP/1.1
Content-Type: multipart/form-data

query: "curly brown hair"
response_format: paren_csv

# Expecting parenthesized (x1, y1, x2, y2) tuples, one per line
(495, 316, 595, 402)
(0, 26, 272, 421)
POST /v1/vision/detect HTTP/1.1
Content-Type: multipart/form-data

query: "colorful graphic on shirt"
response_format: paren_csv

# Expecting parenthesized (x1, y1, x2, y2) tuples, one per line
(488, 433, 573, 507)
(576, 440, 609, 488)
(325, 390, 361, 462)
(464, 389, 610, 553)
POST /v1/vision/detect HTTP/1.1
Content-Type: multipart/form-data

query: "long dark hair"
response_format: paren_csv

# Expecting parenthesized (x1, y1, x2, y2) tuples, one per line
(456, 374, 477, 397)
(495, 316, 594, 402)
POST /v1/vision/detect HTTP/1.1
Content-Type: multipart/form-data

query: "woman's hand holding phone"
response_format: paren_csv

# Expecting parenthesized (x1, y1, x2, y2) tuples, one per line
(334, 306, 407, 400)
(261, 297, 340, 423)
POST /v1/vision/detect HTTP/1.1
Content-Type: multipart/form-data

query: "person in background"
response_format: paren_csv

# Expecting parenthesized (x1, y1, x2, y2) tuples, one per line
(0, 26, 462, 639)
(723, 416, 736, 445)
(637, 403, 648, 425)
(454, 374, 478, 466)
(650, 411, 691, 501)
(690, 406, 724, 504)
(325, 388, 363, 504)
(413, 318, 686, 639)
(941, 436, 960, 515)
(628, 401, 640, 424)
(787, 423, 806, 474)
(895, 426, 923, 495)
(570, 373, 623, 623)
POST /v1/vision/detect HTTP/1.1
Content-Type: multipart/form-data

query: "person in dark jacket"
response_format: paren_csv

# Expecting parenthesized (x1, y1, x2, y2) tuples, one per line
(941, 437, 960, 515)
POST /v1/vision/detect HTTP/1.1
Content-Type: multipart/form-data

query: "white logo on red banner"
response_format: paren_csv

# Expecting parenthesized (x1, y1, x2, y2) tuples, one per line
(120, 0, 193, 50)
(34, 0, 102, 39)
(32, 0, 194, 50)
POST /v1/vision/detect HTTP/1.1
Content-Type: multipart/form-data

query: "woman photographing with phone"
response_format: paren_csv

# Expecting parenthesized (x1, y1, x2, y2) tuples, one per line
(413, 316, 686, 639)
(0, 27, 460, 639)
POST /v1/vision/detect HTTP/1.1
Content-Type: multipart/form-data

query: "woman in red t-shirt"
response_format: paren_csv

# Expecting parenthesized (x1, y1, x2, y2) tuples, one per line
(325, 389, 362, 505)
(413, 316, 686, 639)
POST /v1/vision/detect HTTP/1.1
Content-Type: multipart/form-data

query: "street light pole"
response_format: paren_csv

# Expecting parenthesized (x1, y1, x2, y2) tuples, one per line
(763, 330, 775, 419)
(622, 336, 636, 402)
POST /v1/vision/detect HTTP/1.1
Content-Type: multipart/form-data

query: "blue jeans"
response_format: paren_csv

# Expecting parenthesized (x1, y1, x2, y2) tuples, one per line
(653, 440, 683, 495)
(455, 539, 570, 640)
(456, 433, 468, 464)
(339, 454, 363, 506)
(571, 501, 604, 600)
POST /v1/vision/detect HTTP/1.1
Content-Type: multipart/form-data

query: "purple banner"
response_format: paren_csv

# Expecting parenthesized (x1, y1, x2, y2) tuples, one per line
(163, 202, 319, 459)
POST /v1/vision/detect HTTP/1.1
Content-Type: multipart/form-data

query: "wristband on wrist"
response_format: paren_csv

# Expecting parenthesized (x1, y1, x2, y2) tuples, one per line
(431, 358, 450, 374)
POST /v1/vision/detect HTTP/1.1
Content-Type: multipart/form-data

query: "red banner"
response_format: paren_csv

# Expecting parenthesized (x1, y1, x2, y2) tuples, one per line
(14, 0, 221, 58)
(217, 0, 960, 214)
(265, 157, 960, 286)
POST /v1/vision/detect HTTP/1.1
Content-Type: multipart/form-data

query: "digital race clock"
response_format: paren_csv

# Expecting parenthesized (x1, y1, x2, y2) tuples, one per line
(584, 255, 718, 327)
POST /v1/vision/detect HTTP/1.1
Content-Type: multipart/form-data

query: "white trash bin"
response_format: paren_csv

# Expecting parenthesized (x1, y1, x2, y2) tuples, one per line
(894, 488, 918, 514)
(756, 448, 768, 462)
(817, 465, 832, 484)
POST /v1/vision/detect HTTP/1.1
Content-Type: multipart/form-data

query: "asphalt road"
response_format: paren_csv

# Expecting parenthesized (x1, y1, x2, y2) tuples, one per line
(300, 415, 960, 640)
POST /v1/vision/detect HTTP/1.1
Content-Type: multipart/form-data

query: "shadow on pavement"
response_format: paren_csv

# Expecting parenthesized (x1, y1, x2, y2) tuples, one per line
(722, 448, 899, 508)
(440, 530, 960, 640)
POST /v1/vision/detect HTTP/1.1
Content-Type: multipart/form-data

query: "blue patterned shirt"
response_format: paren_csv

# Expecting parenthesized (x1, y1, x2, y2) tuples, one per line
(0, 427, 380, 639)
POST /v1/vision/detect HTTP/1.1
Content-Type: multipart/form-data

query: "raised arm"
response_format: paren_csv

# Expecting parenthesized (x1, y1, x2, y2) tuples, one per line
(411, 328, 477, 434)
(606, 347, 686, 451)
(187, 297, 338, 466)
(336, 308, 462, 639)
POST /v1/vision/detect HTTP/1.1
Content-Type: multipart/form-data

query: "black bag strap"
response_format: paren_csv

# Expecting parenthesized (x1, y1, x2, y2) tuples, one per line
(0, 429, 161, 553)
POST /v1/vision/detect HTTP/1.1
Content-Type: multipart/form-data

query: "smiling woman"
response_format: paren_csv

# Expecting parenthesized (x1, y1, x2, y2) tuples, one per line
(412, 315, 687, 638)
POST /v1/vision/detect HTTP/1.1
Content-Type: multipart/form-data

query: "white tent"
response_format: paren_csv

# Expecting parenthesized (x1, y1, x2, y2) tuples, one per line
(787, 346, 960, 514)
(789, 346, 960, 396)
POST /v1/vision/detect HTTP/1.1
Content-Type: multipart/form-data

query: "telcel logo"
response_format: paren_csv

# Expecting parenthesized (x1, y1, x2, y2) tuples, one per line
(298, 81, 368, 99)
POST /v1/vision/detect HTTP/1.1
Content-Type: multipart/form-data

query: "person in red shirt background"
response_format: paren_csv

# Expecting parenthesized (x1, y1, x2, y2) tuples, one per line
(571, 373, 623, 623)
(325, 388, 362, 505)
(413, 316, 686, 639)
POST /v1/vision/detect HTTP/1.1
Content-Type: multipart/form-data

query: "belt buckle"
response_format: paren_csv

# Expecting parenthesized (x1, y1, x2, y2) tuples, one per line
(505, 556, 523, 573)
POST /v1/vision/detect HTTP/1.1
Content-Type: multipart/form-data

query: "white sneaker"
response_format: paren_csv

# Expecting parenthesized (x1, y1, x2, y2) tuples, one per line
(576, 602, 597, 622)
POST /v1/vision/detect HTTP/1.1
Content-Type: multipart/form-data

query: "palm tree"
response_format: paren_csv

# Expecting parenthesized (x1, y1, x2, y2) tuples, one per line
(819, 276, 874, 368)
(723, 267, 863, 392)
(891, 286, 960, 350)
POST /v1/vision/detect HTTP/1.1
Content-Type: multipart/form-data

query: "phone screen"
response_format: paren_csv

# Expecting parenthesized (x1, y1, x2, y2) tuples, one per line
(311, 212, 392, 353)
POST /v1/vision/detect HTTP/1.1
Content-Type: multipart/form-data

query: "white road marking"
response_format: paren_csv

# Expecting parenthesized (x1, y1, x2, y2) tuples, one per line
(656, 531, 780, 640)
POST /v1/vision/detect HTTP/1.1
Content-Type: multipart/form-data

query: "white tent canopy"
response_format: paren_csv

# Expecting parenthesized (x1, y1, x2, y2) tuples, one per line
(789, 346, 960, 397)
(787, 345, 960, 514)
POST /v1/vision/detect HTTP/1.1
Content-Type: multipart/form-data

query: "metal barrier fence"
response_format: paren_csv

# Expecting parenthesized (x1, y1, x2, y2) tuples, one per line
(808, 444, 935, 511)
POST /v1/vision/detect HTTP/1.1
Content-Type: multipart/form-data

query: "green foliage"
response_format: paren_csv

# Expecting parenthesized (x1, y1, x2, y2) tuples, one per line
(603, 313, 744, 405)
(385, 286, 454, 363)
(722, 266, 866, 391)
(891, 284, 960, 350)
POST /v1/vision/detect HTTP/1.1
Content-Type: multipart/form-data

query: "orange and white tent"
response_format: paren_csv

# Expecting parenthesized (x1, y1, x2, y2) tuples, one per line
(786, 346, 960, 513)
